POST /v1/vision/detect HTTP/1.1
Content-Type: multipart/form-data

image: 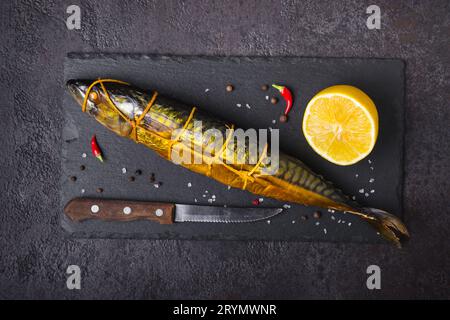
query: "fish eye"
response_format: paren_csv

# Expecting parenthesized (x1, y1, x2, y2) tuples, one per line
(88, 90, 100, 103)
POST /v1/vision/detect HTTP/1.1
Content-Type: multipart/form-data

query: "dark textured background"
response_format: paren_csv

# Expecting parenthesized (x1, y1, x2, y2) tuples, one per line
(0, 0, 449, 299)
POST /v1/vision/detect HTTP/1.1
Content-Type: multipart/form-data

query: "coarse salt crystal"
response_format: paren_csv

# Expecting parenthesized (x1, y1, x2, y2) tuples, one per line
(81, 189, 85, 194)
(187, 182, 192, 187)
(368, 159, 372, 164)
(352, 196, 356, 200)
(153, 183, 159, 188)
(323, 228, 327, 234)
(370, 189, 375, 193)
(259, 198, 264, 202)
(236, 103, 242, 107)
(365, 193, 369, 197)
(227, 186, 231, 190)
(370, 166, 374, 170)
(81, 153, 87, 158)
(208, 199, 213, 203)
(122, 168, 127, 174)
(355, 174, 359, 178)
(194, 198, 198, 203)
(292, 220, 296, 224)
(369, 178, 375, 183)
(359, 188, 364, 193)
(245, 103, 251, 109)
(348, 222, 352, 226)
(272, 120, 276, 124)
(331, 216, 335, 220)
(283, 204, 291, 209)
(267, 220, 271, 224)
(205, 88, 210, 92)
(205, 190, 208, 194)
(315, 222, 320, 226)
(202, 194, 206, 198)
(265, 95, 269, 100)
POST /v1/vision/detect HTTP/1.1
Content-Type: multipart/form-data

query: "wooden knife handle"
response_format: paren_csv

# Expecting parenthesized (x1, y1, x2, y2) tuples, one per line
(64, 198, 175, 224)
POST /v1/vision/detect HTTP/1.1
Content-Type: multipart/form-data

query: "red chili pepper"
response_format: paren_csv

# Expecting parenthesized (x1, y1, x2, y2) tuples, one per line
(252, 199, 260, 206)
(272, 84, 293, 116)
(91, 135, 103, 162)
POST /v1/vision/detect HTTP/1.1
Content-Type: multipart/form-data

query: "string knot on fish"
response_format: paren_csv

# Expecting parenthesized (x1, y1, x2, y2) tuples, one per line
(82, 78, 159, 142)
(80, 79, 268, 191)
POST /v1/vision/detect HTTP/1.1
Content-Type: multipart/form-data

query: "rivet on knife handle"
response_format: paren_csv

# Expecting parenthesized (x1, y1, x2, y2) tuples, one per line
(64, 198, 175, 224)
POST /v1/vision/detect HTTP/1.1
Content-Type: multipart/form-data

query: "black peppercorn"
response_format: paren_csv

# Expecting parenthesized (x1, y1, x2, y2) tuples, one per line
(279, 114, 288, 123)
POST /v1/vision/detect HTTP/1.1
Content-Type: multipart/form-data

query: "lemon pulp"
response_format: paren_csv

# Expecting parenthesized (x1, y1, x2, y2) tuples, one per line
(302, 85, 379, 166)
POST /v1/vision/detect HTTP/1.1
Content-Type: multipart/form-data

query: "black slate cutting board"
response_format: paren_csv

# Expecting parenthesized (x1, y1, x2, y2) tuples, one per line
(61, 53, 404, 244)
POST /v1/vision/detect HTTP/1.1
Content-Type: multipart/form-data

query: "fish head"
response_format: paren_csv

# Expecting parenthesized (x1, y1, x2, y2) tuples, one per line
(66, 79, 135, 137)
(66, 79, 101, 115)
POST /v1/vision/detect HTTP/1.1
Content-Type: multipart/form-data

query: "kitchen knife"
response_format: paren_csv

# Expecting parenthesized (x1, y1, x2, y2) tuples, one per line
(64, 198, 283, 224)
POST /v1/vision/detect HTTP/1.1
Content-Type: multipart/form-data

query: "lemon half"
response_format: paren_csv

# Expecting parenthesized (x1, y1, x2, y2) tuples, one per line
(302, 85, 378, 166)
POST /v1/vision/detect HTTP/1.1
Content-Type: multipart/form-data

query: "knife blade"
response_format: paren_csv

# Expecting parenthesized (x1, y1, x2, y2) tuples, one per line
(64, 198, 283, 224)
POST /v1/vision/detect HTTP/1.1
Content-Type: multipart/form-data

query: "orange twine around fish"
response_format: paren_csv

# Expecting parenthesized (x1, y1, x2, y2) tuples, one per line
(206, 124, 235, 177)
(82, 79, 129, 113)
(81, 79, 268, 190)
(242, 143, 268, 190)
(201, 123, 268, 190)
(167, 106, 197, 158)
(131, 91, 158, 141)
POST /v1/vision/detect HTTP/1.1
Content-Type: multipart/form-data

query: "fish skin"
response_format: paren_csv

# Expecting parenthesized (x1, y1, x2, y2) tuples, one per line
(66, 80, 409, 246)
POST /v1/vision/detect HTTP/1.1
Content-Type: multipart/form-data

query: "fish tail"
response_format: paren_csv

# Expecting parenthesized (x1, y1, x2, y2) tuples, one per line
(354, 207, 409, 248)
